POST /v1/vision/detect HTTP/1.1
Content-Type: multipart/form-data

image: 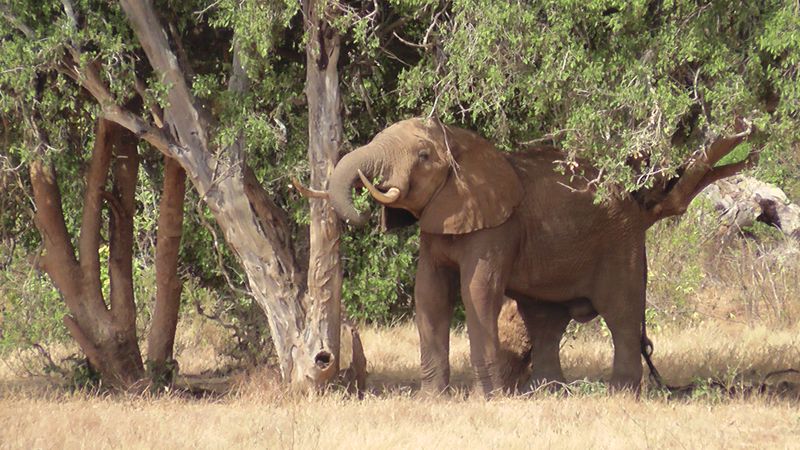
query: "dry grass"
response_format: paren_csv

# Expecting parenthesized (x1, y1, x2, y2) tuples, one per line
(2, 321, 800, 449)
(3, 211, 799, 449)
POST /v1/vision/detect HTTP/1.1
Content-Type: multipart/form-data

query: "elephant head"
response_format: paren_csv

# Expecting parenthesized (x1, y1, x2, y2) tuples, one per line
(327, 118, 524, 234)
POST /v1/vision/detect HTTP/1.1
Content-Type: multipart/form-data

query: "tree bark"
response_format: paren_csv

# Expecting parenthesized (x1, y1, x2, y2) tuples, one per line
(648, 120, 756, 221)
(304, 0, 345, 376)
(31, 118, 145, 391)
(146, 155, 186, 381)
(117, 0, 341, 386)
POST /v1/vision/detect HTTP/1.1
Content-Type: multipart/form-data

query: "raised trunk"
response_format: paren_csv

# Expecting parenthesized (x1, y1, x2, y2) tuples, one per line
(304, 0, 344, 379)
(328, 147, 380, 226)
(146, 155, 186, 382)
(31, 118, 145, 391)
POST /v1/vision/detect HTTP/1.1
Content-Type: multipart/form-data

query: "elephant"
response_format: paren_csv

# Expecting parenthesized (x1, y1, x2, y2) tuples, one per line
(321, 117, 659, 396)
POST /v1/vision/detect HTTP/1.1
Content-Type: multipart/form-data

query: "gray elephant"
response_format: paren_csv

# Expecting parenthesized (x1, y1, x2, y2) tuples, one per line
(316, 117, 657, 396)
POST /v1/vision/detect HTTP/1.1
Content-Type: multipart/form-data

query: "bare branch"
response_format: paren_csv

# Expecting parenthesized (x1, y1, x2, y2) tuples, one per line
(0, 4, 34, 38)
(134, 76, 164, 128)
(107, 123, 139, 329)
(691, 147, 760, 197)
(147, 155, 186, 365)
(73, 60, 179, 156)
(77, 119, 113, 294)
(291, 176, 329, 199)
(100, 190, 123, 224)
(392, 31, 434, 49)
(29, 161, 80, 298)
(61, 0, 78, 28)
(119, 0, 209, 154)
(649, 119, 754, 220)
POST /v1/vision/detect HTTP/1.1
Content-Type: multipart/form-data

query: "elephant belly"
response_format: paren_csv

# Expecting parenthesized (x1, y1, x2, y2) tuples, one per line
(505, 291, 598, 323)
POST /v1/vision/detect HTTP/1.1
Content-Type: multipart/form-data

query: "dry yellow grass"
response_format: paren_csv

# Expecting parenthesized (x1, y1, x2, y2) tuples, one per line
(2, 321, 800, 449)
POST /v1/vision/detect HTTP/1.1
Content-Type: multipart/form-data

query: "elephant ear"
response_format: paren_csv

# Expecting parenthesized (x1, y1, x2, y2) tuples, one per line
(418, 127, 523, 235)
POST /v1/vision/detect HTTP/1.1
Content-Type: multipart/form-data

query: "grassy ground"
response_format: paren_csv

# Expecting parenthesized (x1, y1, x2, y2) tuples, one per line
(2, 321, 800, 449)
(2, 212, 799, 448)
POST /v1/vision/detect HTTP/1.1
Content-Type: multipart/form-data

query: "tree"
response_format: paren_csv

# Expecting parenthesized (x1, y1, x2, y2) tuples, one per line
(303, 0, 345, 375)
(396, 1, 798, 195)
(30, 119, 145, 388)
(2, 0, 797, 391)
(1, 0, 360, 388)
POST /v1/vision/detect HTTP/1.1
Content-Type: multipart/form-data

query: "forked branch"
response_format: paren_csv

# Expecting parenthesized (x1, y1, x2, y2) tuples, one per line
(649, 119, 756, 221)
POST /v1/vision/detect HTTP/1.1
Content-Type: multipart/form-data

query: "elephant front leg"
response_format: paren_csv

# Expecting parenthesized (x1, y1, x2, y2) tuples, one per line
(415, 254, 457, 395)
(461, 258, 510, 398)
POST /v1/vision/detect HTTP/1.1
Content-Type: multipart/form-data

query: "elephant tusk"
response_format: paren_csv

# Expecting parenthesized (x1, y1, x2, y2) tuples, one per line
(291, 177, 329, 199)
(358, 170, 400, 204)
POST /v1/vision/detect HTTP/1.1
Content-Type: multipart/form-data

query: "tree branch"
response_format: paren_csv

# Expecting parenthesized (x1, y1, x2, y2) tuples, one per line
(73, 58, 178, 156)
(107, 122, 139, 328)
(118, 0, 209, 156)
(100, 190, 123, 224)
(691, 149, 760, 198)
(649, 120, 754, 220)
(78, 119, 113, 295)
(61, 0, 78, 29)
(29, 161, 81, 299)
(0, 4, 34, 38)
(147, 155, 186, 365)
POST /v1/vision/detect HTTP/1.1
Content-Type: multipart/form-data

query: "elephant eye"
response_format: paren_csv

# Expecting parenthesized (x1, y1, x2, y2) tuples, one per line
(419, 150, 430, 162)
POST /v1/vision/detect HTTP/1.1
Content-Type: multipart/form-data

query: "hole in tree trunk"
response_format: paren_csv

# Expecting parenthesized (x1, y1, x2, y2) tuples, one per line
(315, 351, 333, 370)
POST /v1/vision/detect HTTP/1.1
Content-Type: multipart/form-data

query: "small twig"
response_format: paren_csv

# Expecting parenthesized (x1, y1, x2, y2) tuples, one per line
(518, 129, 576, 146)
(0, 4, 34, 38)
(193, 0, 222, 19)
(32, 343, 68, 376)
(134, 77, 164, 128)
(436, 120, 461, 178)
(392, 31, 434, 49)
(193, 199, 252, 298)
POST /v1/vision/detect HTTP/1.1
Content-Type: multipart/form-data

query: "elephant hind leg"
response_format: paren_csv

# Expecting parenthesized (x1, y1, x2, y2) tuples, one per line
(497, 298, 533, 391)
(517, 301, 571, 392)
(595, 274, 647, 392)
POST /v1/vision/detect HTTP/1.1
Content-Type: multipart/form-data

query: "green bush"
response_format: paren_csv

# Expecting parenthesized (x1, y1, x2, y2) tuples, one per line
(342, 226, 418, 323)
(0, 247, 70, 354)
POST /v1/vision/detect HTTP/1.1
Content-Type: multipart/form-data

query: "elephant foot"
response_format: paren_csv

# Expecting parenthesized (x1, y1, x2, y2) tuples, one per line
(608, 376, 642, 395)
(415, 388, 451, 400)
(418, 380, 451, 399)
(519, 374, 568, 395)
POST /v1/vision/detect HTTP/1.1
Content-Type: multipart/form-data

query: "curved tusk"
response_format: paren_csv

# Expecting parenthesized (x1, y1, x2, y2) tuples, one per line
(291, 177, 329, 199)
(358, 170, 400, 204)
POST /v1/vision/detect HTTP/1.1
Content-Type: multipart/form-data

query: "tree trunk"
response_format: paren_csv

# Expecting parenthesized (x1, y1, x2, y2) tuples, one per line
(146, 155, 186, 382)
(31, 118, 145, 391)
(304, 0, 344, 376)
(117, 0, 341, 387)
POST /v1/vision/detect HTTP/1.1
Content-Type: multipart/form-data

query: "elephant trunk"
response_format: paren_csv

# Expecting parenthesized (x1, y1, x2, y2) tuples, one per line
(328, 146, 381, 226)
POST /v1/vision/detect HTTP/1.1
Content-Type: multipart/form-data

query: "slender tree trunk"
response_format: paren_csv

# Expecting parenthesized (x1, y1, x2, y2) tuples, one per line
(117, 0, 341, 386)
(31, 118, 144, 391)
(146, 155, 186, 381)
(304, 0, 344, 375)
